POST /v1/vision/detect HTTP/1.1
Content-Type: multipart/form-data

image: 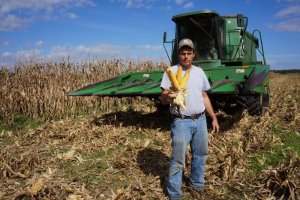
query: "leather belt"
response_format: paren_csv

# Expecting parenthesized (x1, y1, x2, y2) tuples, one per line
(171, 111, 206, 120)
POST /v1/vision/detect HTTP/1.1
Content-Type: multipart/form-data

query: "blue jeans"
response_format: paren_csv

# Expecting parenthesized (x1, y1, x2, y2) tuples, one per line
(167, 115, 208, 199)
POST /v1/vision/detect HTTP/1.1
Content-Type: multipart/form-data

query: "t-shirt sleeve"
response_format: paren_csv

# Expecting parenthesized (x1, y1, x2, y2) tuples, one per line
(160, 71, 171, 89)
(202, 71, 211, 91)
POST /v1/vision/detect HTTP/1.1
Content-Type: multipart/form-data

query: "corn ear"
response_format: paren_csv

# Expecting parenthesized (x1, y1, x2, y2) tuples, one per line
(176, 66, 182, 86)
(164, 66, 179, 89)
(180, 69, 190, 89)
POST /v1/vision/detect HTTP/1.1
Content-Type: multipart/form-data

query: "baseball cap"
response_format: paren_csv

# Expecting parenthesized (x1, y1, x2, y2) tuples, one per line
(178, 38, 194, 50)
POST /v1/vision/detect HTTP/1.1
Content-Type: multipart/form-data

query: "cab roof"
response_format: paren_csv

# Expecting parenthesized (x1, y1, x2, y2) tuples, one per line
(172, 10, 220, 22)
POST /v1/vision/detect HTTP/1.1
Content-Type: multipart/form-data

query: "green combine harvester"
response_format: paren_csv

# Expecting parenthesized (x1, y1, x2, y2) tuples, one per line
(67, 10, 270, 115)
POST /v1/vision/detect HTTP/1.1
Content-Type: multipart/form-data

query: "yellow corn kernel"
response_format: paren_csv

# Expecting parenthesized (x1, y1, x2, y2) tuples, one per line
(180, 69, 190, 89)
(164, 66, 179, 89)
(176, 66, 182, 85)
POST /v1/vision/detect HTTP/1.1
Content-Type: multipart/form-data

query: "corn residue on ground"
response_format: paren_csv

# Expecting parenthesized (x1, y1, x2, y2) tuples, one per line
(0, 62, 299, 200)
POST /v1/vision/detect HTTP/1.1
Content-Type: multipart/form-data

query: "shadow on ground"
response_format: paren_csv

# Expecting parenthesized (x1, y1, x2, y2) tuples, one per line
(92, 110, 171, 131)
(93, 107, 245, 133)
(137, 148, 169, 195)
(207, 111, 244, 133)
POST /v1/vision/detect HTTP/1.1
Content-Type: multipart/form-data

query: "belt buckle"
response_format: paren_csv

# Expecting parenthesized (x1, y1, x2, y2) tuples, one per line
(191, 114, 197, 120)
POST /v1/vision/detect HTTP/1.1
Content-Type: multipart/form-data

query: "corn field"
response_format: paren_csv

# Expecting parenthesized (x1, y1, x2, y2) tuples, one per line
(0, 60, 299, 200)
(0, 59, 162, 122)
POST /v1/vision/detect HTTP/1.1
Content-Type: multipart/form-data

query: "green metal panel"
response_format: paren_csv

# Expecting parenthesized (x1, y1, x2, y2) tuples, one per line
(67, 64, 269, 97)
(243, 32, 258, 62)
(242, 64, 270, 94)
(205, 65, 269, 95)
(223, 17, 243, 61)
(193, 60, 222, 69)
(209, 79, 240, 94)
(67, 71, 163, 96)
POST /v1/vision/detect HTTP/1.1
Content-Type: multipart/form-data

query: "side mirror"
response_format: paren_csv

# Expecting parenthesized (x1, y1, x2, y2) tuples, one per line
(163, 32, 167, 43)
(237, 14, 244, 27)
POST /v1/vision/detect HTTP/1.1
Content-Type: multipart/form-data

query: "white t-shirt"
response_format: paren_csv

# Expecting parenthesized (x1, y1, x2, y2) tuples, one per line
(160, 65, 210, 116)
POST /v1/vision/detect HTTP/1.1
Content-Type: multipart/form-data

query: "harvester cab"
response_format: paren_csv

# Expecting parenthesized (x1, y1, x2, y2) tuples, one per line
(67, 10, 270, 116)
(164, 10, 265, 67)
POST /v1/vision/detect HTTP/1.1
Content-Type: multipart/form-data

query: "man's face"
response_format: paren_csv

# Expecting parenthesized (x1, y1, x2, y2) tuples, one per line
(178, 47, 195, 69)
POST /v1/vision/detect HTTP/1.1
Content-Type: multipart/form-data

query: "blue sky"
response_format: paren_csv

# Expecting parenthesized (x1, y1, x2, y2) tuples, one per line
(0, 0, 299, 70)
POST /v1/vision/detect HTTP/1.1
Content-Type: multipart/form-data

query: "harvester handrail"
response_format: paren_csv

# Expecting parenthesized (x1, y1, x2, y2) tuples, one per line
(251, 29, 266, 65)
(163, 35, 175, 64)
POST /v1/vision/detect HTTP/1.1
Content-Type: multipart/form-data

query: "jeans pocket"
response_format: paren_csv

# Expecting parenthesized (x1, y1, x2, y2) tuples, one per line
(170, 118, 180, 128)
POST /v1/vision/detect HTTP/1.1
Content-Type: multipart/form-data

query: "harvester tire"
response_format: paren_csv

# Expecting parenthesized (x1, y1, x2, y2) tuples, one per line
(246, 95, 262, 116)
(262, 93, 270, 107)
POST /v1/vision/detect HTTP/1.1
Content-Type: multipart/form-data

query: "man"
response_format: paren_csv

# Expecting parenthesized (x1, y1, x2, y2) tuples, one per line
(160, 38, 220, 200)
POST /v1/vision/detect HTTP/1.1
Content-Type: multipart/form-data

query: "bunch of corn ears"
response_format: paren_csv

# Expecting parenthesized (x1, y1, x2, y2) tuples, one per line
(164, 65, 190, 110)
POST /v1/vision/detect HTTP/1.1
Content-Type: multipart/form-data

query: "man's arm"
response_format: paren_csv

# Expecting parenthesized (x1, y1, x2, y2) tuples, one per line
(160, 89, 172, 105)
(203, 91, 220, 133)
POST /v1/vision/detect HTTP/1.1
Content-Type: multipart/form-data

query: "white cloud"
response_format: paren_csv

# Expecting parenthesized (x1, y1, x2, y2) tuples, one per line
(1, 49, 44, 67)
(276, 5, 300, 17)
(35, 41, 44, 47)
(175, 0, 187, 4)
(0, 14, 32, 31)
(1, 51, 13, 67)
(277, 0, 300, 3)
(65, 43, 161, 58)
(0, 40, 11, 47)
(0, 0, 94, 31)
(268, 53, 300, 58)
(164, 5, 172, 10)
(2, 51, 13, 58)
(1, 43, 162, 65)
(111, 0, 155, 9)
(136, 44, 162, 51)
(125, 0, 133, 8)
(269, 1, 300, 32)
(0, 0, 95, 14)
(66, 12, 78, 19)
(183, 2, 194, 9)
(267, 54, 300, 70)
(74, 44, 128, 56)
(0, 42, 163, 67)
(16, 49, 42, 58)
(268, 18, 300, 32)
(174, 0, 193, 9)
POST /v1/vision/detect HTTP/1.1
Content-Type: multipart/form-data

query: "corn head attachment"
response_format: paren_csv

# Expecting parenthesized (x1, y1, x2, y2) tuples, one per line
(66, 71, 163, 98)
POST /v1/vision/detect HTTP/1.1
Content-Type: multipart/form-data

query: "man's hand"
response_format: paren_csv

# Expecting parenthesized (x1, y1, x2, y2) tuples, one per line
(211, 118, 220, 134)
(160, 88, 175, 105)
(203, 91, 220, 134)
